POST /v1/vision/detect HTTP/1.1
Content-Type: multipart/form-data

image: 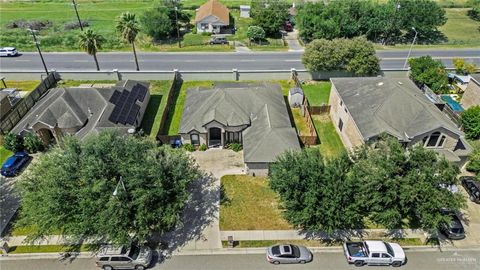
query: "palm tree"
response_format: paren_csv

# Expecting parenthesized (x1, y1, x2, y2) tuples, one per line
(116, 12, 140, 71)
(78, 29, 104, 71)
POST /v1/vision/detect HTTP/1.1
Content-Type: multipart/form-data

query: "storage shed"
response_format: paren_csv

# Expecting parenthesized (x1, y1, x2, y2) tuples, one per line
(240, 5, 250, 18)
(288, 87, 304, 107)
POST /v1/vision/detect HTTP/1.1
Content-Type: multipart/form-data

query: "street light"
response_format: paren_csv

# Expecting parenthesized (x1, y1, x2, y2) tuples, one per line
(71, 0, 83, 31)
(403, 27, 418, 70)
(28, 28, 49, 75)
(174, 6, 181, 48)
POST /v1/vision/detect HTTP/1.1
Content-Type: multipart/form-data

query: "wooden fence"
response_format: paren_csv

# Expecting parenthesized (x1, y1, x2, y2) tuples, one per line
(292, 71, 319, 146)
(0, 72, 61, 134)
(156, 72, 183, 143)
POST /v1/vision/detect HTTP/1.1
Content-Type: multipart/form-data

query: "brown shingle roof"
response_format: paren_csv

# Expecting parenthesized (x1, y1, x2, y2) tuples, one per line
(195, 0, 230, 24)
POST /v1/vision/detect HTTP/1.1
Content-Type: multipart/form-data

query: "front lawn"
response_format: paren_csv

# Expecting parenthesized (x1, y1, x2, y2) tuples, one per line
(312, 114, 345, 159)
(220, 175, 292, 230)
(302, 81, 331, 106)
(139, 81, 172, 137)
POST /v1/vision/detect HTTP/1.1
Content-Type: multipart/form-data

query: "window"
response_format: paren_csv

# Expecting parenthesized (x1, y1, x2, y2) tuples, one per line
(438, 135, 446, 147)
(424, 132, 445, 148)
(340, 100, 343, 106)
(99, 257, 109, 261)
(190, 134, 199, 146)
(226, 132, 242, 143)
(111, 257, 131, 262)
(372, 253, 380, 258)
(381, 253, 391, 258)
(338, 119, 344, 131)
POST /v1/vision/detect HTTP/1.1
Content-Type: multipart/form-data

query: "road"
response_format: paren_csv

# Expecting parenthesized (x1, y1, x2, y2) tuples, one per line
(0, 49, 479, 71)
(1, 250, 479, 270)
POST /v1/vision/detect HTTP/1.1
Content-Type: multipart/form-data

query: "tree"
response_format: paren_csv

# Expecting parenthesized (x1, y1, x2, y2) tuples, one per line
(246, 26, 265, 43)
(452, 58, 477, 75)
(116, 12, 141, 71)
(18, 131, 201, 246)
(78, 29, 105, 71)
(3, 132, 23, 152)
(302, 37, 379, 75)
(461, 105, 480, 140)
(467, 6, 480, 21)
(269, 149, 364, 233)
(140, 1, 189, 41)
(23, 132, 43, 153)
(467, 147, 480, 174)
(251, 0, 289, 37)
(408, 56, 448, 93)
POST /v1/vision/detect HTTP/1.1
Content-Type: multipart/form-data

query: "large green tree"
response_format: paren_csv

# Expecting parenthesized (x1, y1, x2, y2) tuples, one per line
(78, 29, 105, 71)
(461, 105, 480, 140)
(18, 131, 201, 246)
(251, 0, 289, 37)
(116, 12, 141, 71)
(140, 0, 190, 41)
(408, 56, 449, 93)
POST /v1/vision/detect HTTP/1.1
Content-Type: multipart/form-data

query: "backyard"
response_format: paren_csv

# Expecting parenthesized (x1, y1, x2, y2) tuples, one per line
(139, 81, 173, 137)
(220, 175, 292, 230)
(312, 114, 345, 159)
(302, 81, 331, 106)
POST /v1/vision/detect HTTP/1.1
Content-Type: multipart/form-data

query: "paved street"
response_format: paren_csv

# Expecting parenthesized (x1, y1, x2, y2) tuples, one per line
(0, 49, 479, 71)
(1, 249, 479, 270)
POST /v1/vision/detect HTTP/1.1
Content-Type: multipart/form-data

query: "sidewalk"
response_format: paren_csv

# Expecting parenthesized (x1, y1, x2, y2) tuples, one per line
(285, 30, 304, 52)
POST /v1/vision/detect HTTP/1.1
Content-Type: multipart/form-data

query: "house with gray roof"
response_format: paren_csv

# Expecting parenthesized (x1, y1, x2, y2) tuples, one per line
(179, 82, 300, 175)
(329, 77, 472, 167)
(11, 80, 150, 145)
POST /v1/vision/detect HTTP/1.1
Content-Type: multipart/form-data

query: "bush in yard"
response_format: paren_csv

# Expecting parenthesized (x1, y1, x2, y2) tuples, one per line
(226, 143, 243, 152)
(3, 132, 23, 152)
(23, 133, 43, 153)
(182, 143, 195, 152)
(461, 105, 480, 140)
(246, 26, 265, 43)
(408, 56, 449, 94)
(17, 131, 201, 247)
(198, 144, 207, 151)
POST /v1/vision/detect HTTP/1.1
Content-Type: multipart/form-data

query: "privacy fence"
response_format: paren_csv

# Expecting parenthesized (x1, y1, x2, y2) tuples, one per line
(156, 71, 182, 144)
(292, 71, 319, 146)
(0, 71, 61, 135)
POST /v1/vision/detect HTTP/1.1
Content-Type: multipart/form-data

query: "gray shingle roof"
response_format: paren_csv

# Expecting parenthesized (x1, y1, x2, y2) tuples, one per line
(330, 77, 462, 141)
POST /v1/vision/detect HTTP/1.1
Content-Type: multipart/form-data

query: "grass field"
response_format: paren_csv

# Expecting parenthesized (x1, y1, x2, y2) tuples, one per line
(312, 114, 345, 159)
(439, 8, 480, 47)
(302, 81, 331, 106)
(220, 175, 292, 230)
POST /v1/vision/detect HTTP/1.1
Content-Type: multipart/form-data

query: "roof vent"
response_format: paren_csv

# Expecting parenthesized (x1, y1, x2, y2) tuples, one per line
(377, 82, 384, 86)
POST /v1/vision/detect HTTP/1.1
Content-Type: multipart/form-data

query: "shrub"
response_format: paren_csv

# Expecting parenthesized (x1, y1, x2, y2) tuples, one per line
(3, 133, 23, 152)
(198, 144, 207, 151)
(408, 56, 449, 94)
(227, 143, 243, 152)
(246, 25, 265, 42)
(64, 20, 90, 30)
(23, 133, 44, 153)
(182, 143, 195, 152)
(6, 20, 52, 30)
(461, 106, 480, 140)
(467, 149, 480, 174)
(468, 7, 480, 21)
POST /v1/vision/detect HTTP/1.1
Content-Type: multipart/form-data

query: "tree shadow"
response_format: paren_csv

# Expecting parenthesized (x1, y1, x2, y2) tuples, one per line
(299, 229, 366, 242)
(140, 94, 163, 136)
(160, 78, 183, 136)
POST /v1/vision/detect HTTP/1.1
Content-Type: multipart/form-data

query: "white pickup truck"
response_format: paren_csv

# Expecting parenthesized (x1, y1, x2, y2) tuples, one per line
(343, 240, 406, 267)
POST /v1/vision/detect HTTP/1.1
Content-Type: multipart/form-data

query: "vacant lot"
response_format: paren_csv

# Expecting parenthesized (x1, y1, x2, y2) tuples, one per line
(220, 175, 292, 230)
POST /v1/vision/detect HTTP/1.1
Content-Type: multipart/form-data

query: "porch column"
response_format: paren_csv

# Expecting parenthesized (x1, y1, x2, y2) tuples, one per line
(221, 130, 224, 147)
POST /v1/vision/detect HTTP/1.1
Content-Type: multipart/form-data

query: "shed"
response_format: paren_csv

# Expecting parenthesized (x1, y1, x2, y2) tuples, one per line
(288, 87, 303, 107)
(240, 5, 250, 18)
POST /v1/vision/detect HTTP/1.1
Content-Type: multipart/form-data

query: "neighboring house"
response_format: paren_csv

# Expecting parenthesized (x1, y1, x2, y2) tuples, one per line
(288, 86, 303, 107)
(11, 80, 150, 145)
(460, 74, 480, 110)
(179, 82, 300, 175)
(448, 73, 471, 92)
(195, 0, 230, 34)
(240, 5, 250, 18)
(329, 77, 472, 167)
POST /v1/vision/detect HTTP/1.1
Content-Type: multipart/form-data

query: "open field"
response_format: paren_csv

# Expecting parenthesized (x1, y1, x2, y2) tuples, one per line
(220, 175, 292, 230)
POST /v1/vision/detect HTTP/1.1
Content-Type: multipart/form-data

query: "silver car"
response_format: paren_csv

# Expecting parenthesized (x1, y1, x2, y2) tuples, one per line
(266, 244, 313, 264)
(95, 244, 152, 270)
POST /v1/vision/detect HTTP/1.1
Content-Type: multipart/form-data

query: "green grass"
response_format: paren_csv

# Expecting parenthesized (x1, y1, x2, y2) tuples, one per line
(0, 146, 13, 164)
(5, 244, 91, 254)
(221, 238, 423, 248)
(302, 82, 331, 106)
(2, 81, 41, 92)
(312, 114, 345, 159)
(139, 81, 172, 137)
(291, 108, 310, 136)
(220, 175, 292, 230)
(439, 8, 480, 48)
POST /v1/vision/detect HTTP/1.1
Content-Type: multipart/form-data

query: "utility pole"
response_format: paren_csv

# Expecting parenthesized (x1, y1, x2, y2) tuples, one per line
(403, 27, 418, 70)
(71, 0, 83, 31)
(174, 6, 181, 48)
(28, 29, 49, 75)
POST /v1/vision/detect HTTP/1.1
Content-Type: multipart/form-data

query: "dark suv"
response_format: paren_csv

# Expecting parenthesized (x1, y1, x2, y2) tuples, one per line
(95, 245, 152, 270)
(460, 176, 480, 203)
(209, 37, 228, 45)
(439, 209, 465, 240)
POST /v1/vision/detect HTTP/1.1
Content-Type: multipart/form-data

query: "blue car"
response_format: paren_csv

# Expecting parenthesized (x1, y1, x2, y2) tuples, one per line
(1, 151, 30, 177)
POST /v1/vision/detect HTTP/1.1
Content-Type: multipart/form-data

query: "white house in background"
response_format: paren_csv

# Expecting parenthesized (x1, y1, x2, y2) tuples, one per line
(240, 5, 250, 18)
(195, 0, 230, 34)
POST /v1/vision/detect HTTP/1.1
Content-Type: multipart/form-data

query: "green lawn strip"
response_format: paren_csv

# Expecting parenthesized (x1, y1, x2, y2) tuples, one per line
(302, 82, 331, 106)
(0, 146, 13, 164)
(2, 81, 41, 92)
(139, 81, 172, 137)
(312, 114, 345, 159)
(221, 238, 423, 248)
(56, 80, 117, 87)
(291, 108, 310, 136)
(220, 175, 292, 230)
(5, 244, 92, 254)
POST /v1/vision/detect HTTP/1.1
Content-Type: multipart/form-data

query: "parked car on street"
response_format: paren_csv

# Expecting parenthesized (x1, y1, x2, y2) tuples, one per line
(460, 176, 480, 203)
(208, 36, 229, 45)
(266, 244, 312, 264)
(343, 240, 406, 267)
(0, 47, 19, 57)
(1, 151, 30, 177)
(95, 244, 153, 270)
(439, 209, 465, 240)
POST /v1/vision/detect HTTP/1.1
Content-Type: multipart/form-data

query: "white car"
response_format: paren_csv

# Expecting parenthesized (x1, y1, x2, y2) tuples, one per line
(344, 240, 406, 267)
(0, 47, 19, 57)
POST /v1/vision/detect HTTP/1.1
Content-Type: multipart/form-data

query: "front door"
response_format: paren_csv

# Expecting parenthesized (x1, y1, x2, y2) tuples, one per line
(209, 127, 221, 147)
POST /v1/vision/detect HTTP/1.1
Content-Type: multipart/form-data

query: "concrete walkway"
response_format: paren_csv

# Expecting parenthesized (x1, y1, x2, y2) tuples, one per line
(285, 30, 303, 52)
(234, 41, 251, 53)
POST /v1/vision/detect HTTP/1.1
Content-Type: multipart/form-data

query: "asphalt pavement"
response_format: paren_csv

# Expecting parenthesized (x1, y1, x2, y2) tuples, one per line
(1, 249, 479, 270)
(0, 49, 479, 71)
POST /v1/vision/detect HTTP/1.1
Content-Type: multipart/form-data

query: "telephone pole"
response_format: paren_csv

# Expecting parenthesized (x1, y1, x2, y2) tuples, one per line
(28, 29, 49, 75)
(71, 0, 83, 31)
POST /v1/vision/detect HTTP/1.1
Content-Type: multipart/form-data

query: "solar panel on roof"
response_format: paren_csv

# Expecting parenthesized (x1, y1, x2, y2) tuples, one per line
(109, 90, 121, 104)
(126, 104, 140, 125)
(136, 85, 147, 102)
(108, 105, 122, 123)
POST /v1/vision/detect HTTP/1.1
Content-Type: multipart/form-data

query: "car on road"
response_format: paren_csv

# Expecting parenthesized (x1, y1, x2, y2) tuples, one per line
(343, 240, 406, 267)
(460, 176, 480, 203)
(439, 209, 465, 240)
(0, 47, 19, 57)
(1, 151, 30, 177)
(208, 37, 229, 45)
(95, 244, 153, 270)
(266, 244, 312, 264)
